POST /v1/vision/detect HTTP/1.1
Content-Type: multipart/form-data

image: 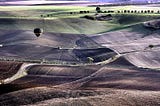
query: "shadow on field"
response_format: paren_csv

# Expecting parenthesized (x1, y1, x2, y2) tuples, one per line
(0, 84, 31, 95)
(111, 14, 160, 37)
(129, 24, 160, 38)
(83, 67, 160, 91)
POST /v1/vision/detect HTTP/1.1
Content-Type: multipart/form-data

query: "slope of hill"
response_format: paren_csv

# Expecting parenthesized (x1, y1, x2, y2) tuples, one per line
(0, 29, 117, 64)
(90, 23, 160, 68)
(0, 4, 160, 106)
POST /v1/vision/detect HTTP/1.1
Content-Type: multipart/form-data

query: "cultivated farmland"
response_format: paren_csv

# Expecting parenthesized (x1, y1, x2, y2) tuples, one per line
(0, 3, 160, 106)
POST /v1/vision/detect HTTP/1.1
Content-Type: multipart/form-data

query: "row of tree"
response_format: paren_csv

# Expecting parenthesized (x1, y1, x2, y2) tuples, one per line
(40, 6, 159, 18)
(96, 6, 160, 14)
(117, 10, 156, 14)
(71, 11, 90, 14)
(41, 11, 91, 17)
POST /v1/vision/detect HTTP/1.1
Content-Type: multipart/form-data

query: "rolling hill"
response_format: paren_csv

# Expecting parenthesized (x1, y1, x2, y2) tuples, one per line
(0, 4, 160, 106)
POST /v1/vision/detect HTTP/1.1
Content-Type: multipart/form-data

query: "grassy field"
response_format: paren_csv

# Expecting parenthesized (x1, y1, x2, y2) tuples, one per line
(0, 5, 160, 34)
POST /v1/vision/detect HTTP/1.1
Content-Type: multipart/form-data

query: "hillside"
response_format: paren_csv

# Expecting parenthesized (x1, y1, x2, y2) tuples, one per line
(0, 4, 160, 106)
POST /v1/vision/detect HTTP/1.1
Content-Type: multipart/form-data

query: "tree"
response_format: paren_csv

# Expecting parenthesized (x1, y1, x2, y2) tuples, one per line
(134, 10, 137, 13)
(144, 10, 147, 13)
(80, 11, 83, 14)
(148, 44, 154, 49)
(144, 44, 154, 50)
(141, 10, 143, 13)
(84, 11, 87, 13)
(96, 6, 101, 13)
(151, 10, 154, 13)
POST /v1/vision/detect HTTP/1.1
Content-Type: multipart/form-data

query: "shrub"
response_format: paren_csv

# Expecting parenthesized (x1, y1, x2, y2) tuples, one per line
(83, 15, 95, 20)
(87, 57, 94, 63)
(80, 11, 83, 14)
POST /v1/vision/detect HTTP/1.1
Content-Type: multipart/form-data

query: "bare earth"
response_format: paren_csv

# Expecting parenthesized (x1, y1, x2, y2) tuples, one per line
(0, 22, 160, 106)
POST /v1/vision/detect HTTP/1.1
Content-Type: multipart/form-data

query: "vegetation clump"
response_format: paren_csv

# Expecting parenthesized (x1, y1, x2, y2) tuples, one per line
(143, 20, 160, 29)
(82, 14, 112, 21)
(96, 6, 101, 13)
(87, 57, 94, 63)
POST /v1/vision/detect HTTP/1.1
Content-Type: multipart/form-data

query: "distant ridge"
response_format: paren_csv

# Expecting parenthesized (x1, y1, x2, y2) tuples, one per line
(0, 0, 90, 6)
(1, 0, 160, 6)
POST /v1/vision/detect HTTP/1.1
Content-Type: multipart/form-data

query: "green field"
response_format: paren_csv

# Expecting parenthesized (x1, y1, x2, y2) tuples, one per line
(0, 5, 160, 34)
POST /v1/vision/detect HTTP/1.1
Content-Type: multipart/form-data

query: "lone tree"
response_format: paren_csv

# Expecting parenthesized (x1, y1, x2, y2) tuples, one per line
(96, 6, 101, 13)
(144, 44, 154, 50)
(148, 44, 154, 49)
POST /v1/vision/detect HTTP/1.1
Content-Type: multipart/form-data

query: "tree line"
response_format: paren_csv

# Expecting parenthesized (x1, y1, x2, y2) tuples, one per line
(40, 6, 160, 18)
(117, 10, 157, 14)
